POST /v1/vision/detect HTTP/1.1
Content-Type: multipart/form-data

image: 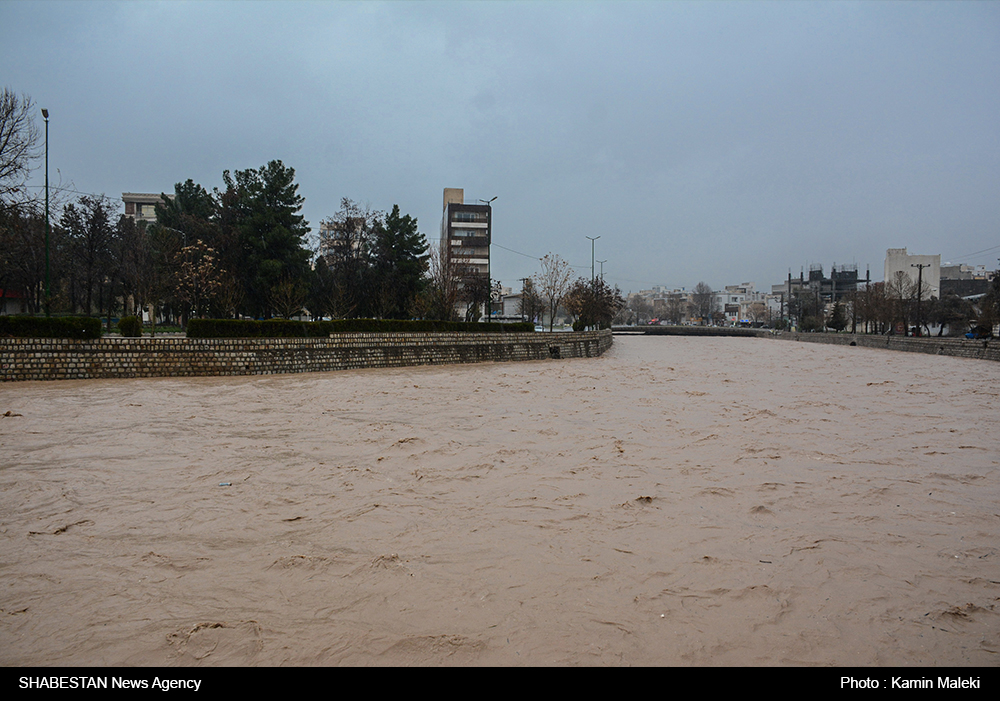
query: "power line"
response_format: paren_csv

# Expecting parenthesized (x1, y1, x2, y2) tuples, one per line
(948, 243, 1000, 261)
(491, 242, 540, 260)
(25, 184, 114, 199)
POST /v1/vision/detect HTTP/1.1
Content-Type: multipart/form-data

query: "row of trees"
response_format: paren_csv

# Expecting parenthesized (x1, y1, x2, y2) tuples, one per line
(1, 159, 315, 324)
(0, 88, 438, 324)
(1, 191, 144, 321)
(846, 276, 990, 336)
(614, 281, 722, 327)
(514, 253, 624, 330)
(783, 270, 996, 336)
(314, 198, 428, 320)
(612, 270, 997, 335)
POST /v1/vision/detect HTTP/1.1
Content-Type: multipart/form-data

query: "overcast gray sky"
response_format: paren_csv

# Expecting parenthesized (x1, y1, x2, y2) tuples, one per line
(4, 0, 998, 293)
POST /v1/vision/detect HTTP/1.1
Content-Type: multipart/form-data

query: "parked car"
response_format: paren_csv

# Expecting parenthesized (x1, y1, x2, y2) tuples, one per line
(965, 325, 992, 340)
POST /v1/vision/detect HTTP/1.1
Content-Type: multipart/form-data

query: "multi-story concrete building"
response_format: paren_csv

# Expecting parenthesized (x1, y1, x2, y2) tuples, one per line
(440, 188, 491, 282)
(771, 264, 864, 309)
(441, 188, 494, 320)
(885, 248, 940, 299)
(122, 192, 171, 224)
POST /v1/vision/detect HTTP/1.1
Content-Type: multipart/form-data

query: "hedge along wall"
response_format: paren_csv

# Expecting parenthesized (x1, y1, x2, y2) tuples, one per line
(0, 330, 613, 381)
(767, 331, 1000, 362)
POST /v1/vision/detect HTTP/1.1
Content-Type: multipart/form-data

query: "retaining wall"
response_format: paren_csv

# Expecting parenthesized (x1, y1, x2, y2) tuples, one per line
(0, 330, 613, 381)
(767, 331, 999, 362)
(612, 325, 759, 337)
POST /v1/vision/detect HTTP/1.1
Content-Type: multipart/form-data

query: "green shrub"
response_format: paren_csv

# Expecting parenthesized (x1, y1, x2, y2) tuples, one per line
(117, 316, 143, 337)
(186, 318, 535, 338)
(0, 315, 102, 339)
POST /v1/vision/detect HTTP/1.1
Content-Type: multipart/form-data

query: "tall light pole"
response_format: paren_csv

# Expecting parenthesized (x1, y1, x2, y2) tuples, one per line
(479, 196, 497, 322)
(42, 108, 50, 317)
(586, 236, 600, 287)
(585, 236, 600, 332)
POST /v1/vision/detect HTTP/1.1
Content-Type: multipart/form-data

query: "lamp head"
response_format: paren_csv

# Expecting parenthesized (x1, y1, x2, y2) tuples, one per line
(41, 108, 49, 119)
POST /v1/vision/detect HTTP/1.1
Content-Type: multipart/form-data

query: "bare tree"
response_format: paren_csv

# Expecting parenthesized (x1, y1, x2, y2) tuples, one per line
(269, 274, 308, 319)
(412, 240, 459, 321)
(616, 294, 653, 325)
(114, 215, 152, 318)
(518, 277, 544, 323)
(691, 281, 716, 325)
(61, 195, 116, 315)
(887, 270, 917, 334)
(745, 301, 767, 326)
(536, 253, 573, 331)
(664, 293, 686, 325)
(215, 274, 245, 320)
(319, 198, 381, 317)
(853, 282, 891, 334)
(0, 88, 40, 209)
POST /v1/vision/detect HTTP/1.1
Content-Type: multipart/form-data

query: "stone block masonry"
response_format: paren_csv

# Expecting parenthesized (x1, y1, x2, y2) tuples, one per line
(767, 331, 999, 362)
(0, 330, 613, 382)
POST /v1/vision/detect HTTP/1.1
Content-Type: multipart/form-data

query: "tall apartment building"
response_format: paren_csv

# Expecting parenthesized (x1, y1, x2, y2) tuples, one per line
(440, 188, 491, 283)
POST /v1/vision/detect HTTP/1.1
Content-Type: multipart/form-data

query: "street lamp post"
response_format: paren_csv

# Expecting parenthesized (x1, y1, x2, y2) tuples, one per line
(42, 108, 50, 317)
(479, 196, 497, 322)
(586, 236, 600, 287)
(585, 236, 600, 332)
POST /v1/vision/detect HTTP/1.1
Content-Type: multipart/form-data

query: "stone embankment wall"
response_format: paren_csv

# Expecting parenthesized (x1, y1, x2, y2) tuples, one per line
(768, 331, 999, 362)
(0, 330, 613, 381)
(613, 325, 758, 337)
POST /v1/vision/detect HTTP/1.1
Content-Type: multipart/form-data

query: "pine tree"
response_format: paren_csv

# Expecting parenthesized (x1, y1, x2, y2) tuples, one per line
(370, 205, 427, 319)
(219, 160, 311, 318)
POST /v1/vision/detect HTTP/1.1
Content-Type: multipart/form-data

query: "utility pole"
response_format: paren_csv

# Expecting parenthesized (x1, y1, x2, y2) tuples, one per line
(597, 259, 607, 283)
(911, 263, 929, 336)
(479, 196, 497, 322)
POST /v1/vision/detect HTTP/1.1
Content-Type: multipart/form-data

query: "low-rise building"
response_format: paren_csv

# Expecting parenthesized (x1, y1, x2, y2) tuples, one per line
(122, 192, 171, 224)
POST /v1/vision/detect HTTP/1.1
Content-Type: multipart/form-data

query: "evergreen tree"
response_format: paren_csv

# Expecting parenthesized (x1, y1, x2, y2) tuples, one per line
(218, 160, 310, 318)
(828, 301, 848, 331)
(370, 205, 427, 319)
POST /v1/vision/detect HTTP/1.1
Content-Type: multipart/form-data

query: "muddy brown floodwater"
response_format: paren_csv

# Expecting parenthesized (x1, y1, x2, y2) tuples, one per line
(1, 335, 998, 666)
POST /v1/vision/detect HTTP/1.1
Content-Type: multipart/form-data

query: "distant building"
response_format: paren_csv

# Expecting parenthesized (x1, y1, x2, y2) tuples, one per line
(941, 263, 989, 280)
(941, 262, 991, 298)
(0, 288, 27, 315)
(772, 264, 863, 305)
(885, 248, 940, 299)
(122, 192, 171, 224)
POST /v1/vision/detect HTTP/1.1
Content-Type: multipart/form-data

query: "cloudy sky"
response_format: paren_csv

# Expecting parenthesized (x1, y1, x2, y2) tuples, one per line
(3, 1, 998, 293)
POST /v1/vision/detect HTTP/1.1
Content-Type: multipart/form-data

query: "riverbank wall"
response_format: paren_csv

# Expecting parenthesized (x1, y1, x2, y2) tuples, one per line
(767, 331, 998, 362)
(0, 329, 613, 381)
